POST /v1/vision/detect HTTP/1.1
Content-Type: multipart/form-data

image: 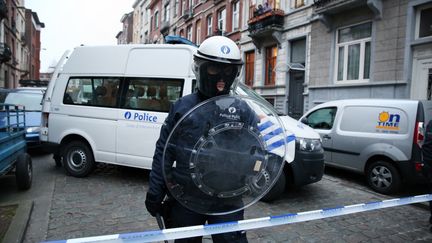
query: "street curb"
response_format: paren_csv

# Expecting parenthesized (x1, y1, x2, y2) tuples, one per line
(1, 200, 34, 243)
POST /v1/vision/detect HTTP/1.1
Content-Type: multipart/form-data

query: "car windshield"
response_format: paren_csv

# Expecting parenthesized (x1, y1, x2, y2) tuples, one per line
(0, 90, 43, 111)
(235, 83, 285, 116)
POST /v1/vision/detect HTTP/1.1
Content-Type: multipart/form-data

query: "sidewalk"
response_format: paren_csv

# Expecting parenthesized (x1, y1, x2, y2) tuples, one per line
(0, 201, 33, 243)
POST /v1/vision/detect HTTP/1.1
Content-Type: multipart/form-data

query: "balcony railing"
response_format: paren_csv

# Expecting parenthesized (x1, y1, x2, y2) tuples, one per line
(0, 43, 12, 63)
(182, 8, 193, 21)
(248, 9, 284, 34)
(0, 0, 7, 20)
(247, 8, 285, 51)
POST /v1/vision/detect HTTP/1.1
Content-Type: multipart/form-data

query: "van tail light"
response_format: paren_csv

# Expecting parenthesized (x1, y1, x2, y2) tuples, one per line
(414, 121, 424, 148)
(415, 161, 424, 172)
(42, 112, 49, 127)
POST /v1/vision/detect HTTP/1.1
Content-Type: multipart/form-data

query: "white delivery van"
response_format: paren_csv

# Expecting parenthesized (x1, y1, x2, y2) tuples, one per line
(41, 44, 324, 201)
(300, 99, 432, 194)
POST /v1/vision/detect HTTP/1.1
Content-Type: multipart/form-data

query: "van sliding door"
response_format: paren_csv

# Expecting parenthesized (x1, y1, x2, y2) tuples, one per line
(115, 77, 184, 169)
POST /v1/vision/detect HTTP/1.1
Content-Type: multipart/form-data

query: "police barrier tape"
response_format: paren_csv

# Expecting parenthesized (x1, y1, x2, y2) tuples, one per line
(43, 194, 432, 243)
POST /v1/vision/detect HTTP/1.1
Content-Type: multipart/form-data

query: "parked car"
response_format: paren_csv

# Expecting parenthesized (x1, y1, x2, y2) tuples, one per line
(0, 87, 45, 148)
(300, 98, 432, 194)
(236, 83, 324, 201)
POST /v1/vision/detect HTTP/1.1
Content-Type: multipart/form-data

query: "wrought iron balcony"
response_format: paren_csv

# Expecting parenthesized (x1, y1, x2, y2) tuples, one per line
(0, 43, 12, 63)
(182, 8, 193, 21)
(0, 0, 6, 20)
(248, 9, 284, 33)
(247, 9, 285, 50)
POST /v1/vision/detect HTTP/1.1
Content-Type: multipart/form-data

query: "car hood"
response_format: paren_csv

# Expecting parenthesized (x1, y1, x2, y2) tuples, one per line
(279, 115, 321, 140)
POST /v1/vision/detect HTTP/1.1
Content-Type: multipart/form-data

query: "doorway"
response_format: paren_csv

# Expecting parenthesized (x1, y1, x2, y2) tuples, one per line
(411, 58, 432, 100)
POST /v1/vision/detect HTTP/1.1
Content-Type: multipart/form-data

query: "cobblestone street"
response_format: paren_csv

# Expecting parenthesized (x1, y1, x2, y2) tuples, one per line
(1, 153, 430, 242)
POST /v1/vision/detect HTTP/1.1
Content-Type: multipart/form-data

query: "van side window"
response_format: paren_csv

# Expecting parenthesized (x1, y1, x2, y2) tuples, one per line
(306, 107, 337, 130)
(64, 77, 120, 107)
(121, 78, 183, 112)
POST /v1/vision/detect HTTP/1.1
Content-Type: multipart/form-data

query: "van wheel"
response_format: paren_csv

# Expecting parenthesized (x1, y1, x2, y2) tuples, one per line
(62, 141, 94, 178)
(16, 153, 33, 190)
(260, 172, 286, 202)
(366, 160, 400, 194)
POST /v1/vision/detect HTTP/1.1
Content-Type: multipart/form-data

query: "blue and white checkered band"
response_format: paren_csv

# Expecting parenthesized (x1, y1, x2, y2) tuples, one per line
(221, 45, 230, 54)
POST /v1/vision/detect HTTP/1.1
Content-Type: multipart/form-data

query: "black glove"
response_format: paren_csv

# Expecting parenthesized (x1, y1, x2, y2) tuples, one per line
(145, 193, 163, 217)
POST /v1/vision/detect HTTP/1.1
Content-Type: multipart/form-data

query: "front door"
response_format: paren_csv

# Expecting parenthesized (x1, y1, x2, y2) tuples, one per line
(288, 71, 304, 119)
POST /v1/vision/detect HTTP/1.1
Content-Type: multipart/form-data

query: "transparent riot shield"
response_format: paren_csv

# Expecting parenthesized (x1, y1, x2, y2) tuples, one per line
(163, 95, 292, 215)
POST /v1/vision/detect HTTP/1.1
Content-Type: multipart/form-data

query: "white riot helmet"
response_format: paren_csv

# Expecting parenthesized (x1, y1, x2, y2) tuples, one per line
(193, 36, 243, 98)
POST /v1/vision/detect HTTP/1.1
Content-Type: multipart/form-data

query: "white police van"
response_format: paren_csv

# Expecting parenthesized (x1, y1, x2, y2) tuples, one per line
(41, 44, 324, 201)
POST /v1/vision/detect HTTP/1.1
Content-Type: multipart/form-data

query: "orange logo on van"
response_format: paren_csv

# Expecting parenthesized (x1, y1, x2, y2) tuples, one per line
(376, 111, 400, 130)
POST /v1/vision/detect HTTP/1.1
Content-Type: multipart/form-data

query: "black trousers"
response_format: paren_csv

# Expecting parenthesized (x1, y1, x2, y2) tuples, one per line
(169, 201, 248, 243)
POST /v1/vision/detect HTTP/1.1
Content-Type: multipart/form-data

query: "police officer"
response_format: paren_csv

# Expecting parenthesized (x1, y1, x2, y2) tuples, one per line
(423, 119, 432, 231)
(145, 36, 248, 242)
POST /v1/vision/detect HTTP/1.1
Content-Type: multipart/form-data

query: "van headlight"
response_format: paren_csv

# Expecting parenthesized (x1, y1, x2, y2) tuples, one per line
(296, 138, 322, 152)
(26, 126, 40, 133)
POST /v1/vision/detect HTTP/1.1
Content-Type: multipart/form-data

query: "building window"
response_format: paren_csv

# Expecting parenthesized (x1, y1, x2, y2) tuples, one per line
(416, 4, 432, 39)
(150, 16, 153, 31)
(335, 22, 371, 82)
(265, 45, 277, 85)
(174, 0, 178, 17)
(291, 0, 304, 9)
(217, 8, 226, 33)
(245, 51, 255, 87)
(187, 25, 193, 40)
(154, 11, 159, 29)
(179, 29, 184, 37)
(163, 4, 170, 22)
(207, 15, 212, 36)
(182, 0, 186, 15)
(232, 1, 239, 31)
(195, 20, 201, 45)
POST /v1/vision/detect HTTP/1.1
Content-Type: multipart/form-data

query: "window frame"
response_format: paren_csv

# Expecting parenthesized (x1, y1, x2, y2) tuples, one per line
(305, 107, 338, 130)
(415, 3, 432, 39)
(195, 19, 201, 45)
(265, 45, 277, 86)
(63, 77, 121, 108)
(232, 1, 239, 31)
(187, 24, 193, 41)
(334, 21, 372, 83)
(217, 8, 226, 32)
(206, 15, 212, 36)
(154, 11, 159, 29)
(245, 50, 255, 87)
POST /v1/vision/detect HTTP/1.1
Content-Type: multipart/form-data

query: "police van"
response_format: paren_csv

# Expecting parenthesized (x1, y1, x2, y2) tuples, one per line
(41, 44, 324, 201)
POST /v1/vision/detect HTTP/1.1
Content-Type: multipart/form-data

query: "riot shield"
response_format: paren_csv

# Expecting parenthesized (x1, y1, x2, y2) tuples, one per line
(162, 95, 292, 215)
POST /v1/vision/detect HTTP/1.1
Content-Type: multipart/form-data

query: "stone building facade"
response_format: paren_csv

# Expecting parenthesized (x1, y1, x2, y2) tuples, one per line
(308, 0, 432, 106)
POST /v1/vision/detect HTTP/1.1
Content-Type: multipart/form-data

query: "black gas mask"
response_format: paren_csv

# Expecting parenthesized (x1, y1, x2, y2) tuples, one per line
(195, 59, 241, 98)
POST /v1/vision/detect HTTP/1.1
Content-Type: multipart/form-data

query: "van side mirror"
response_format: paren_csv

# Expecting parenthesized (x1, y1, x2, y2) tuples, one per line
(300, 117, 308, 125)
